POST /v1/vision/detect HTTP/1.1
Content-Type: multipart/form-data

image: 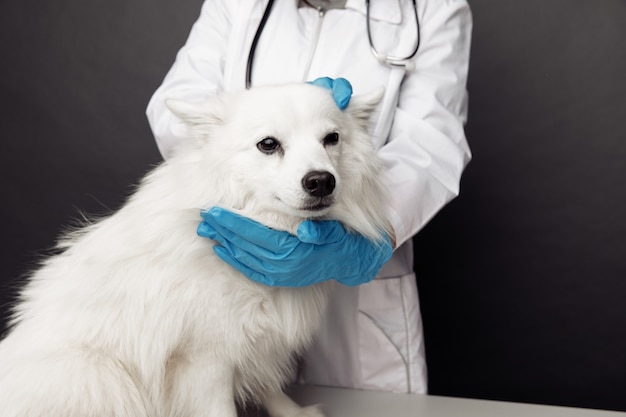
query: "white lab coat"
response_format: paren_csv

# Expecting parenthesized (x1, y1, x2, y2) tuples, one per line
(146, 0, 472, 394)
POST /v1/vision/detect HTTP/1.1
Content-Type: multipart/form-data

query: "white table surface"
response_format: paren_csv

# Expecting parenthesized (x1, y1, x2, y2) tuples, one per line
(288, 385, 626, 417)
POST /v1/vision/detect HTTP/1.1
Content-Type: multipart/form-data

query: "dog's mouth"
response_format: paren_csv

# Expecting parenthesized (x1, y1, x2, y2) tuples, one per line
(300, 196, 335, 212)
(276, 195, 335, 215)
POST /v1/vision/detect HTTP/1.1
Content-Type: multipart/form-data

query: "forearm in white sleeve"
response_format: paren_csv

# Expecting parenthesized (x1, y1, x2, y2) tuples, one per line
(146, 0, 232, 160)
(380, 0, 473, 247)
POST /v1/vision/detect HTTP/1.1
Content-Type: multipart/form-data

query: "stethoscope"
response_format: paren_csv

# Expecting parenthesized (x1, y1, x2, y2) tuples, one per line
(245, 0, 420, 88)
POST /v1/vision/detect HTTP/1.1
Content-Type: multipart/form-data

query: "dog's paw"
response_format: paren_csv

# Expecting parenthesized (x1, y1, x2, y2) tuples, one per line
(292, 404, 324, 417)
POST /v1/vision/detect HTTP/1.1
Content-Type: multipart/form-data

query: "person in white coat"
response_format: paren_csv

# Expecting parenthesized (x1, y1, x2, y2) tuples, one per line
(146, 0, 472, 394)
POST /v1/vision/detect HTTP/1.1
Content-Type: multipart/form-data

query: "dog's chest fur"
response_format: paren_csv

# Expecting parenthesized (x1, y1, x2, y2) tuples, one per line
(227, 283, 330, 401)
(4, 158, 331, 405)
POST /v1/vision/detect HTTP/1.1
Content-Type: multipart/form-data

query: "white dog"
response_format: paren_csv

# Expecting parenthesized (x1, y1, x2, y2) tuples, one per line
(0, 83, 389, 417)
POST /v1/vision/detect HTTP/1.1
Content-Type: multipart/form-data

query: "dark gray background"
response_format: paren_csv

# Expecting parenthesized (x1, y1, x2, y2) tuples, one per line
(1, 0, 625, 412)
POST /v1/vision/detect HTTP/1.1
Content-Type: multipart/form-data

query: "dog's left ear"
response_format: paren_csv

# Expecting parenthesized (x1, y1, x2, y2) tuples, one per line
(166, 98, 223, 129)
(344, 87, 385, 123)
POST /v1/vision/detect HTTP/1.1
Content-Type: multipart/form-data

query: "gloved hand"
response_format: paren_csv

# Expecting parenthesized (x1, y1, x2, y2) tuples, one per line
(307, 77, 353, 110)
(197, 207, 393, 287)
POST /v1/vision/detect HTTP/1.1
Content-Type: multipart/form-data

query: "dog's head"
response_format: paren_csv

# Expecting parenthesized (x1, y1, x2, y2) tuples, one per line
(166, 83, 390, 240)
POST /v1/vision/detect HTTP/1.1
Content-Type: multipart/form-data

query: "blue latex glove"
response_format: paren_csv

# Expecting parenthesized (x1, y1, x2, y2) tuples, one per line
(307, 77, 353, 110)
(197, 207, 393, 287)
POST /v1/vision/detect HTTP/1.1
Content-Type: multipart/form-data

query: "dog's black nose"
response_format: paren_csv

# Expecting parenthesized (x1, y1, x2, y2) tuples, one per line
(302, 171, 336, 198)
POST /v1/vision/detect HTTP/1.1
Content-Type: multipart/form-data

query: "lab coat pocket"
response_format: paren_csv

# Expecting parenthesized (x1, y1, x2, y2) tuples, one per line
(357, 309, 409, 392)
(357, 275, 428, 393)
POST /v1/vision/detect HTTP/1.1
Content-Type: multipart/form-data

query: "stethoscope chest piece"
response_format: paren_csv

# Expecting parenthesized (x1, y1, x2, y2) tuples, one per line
(365, 0, 420, 69)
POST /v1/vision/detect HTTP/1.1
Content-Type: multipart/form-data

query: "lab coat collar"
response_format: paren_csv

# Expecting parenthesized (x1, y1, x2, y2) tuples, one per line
(345, 0, 402, 24)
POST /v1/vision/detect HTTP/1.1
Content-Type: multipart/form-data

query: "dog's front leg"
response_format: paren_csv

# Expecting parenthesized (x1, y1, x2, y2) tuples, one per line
(164, 355, 236, 417)
(263, 390, 324, 417)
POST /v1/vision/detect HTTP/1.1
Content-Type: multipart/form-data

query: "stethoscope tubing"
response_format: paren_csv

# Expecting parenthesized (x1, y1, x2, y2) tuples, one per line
(245, 0, 420, 89)
(246, 0, 276, 89)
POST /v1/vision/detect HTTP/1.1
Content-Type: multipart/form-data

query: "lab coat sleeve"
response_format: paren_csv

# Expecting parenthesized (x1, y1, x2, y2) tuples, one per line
(145, 0, 232, 159)
(379, 0, 472, 247)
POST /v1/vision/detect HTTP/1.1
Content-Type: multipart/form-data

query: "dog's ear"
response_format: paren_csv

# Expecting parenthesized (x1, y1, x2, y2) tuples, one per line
(345, 87, 385, 123)
(165, 98, 223, 128)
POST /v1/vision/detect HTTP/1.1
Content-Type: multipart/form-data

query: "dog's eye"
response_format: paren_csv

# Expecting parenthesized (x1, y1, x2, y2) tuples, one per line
(323, 132, 339, 147)
(257, 137, 281, 154)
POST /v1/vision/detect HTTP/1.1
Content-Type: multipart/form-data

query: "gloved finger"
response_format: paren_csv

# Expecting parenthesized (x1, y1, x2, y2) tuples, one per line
(201, 207, 296, 253)
(197, 221, 217, 239)
(307, 77, 353, 110)
(213, 246, 275, 286)
(207, 219, 294, 260)
(296, 220, 346, 245)
(307, 77, 334, 90)
(332, 78, 352, 110)
(214, 246, 310, 287)
(197, 221, 245, 259)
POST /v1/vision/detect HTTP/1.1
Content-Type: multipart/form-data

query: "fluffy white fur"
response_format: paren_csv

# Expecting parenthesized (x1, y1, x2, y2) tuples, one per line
(0, 84, 389, 417)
